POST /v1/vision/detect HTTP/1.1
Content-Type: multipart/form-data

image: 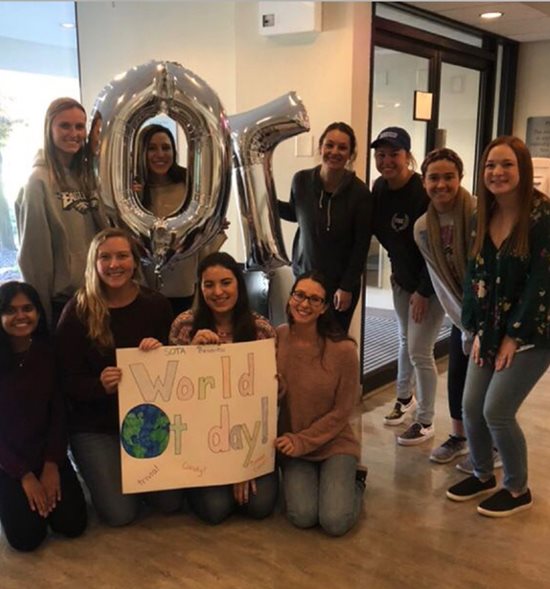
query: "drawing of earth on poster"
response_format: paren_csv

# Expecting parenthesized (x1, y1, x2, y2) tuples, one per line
(116, 339, 277, 493)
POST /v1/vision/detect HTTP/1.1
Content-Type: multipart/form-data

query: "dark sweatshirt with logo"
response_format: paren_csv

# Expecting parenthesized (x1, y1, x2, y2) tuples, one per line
(372, 172, 434, 296)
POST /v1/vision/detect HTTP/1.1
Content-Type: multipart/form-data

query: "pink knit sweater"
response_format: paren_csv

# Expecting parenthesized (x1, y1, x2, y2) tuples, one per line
(276, 324, 360, 461)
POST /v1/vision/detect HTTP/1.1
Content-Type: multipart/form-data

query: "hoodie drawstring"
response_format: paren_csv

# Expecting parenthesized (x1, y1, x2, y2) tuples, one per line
(319, 190, 333, 232)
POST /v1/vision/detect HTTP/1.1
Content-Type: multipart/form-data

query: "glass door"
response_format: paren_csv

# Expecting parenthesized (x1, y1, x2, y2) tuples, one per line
(438, 62, 481, 193)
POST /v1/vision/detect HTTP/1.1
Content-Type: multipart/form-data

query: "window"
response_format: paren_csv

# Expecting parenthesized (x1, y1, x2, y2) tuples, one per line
(0, 1, 79, 283)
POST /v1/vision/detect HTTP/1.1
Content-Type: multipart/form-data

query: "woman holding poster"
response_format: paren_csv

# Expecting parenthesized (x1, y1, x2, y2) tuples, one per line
(169, 252, 278, 524)
(275, 271, 365, 536)
(56, 228, 183, 527)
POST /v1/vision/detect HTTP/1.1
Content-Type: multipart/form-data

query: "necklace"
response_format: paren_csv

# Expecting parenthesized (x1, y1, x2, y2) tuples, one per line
(14, 338, 32, 368)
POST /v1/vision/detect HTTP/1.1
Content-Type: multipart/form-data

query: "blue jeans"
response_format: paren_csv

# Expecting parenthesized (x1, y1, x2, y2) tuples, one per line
(463, 348, 550, 493)
(188, 471, 278, 525)
(71, 432, 183, 526)
(282, 454, 363, 537)
(392, 281, 445, 424)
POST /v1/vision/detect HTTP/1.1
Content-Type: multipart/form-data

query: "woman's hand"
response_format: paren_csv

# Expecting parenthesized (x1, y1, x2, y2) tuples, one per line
(139, 337, 163, 351)
(233, 479, 257, 505)
(333, 289, 352, 312)
(40, 461, 61, 512)
(495, 335, 518, 371)
(410, 292, 428, 323)
(100, 366, 122, 394)
(471, 334, 483, 367)
(191, 329, 220, 345)
(274, 435, 296, 457)
(21, 472, 50, 518)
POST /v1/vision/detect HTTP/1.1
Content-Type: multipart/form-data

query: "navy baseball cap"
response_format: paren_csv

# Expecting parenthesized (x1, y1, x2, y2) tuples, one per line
(370, 127, 411, 151)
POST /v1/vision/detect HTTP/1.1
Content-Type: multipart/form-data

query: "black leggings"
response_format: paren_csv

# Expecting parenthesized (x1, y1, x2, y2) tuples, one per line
(447, 324, 469, 421)
(0, 460, 87, 552)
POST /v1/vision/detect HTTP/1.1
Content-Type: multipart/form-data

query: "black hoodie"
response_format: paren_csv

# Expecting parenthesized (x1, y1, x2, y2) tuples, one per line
(278, 166, 373, 293)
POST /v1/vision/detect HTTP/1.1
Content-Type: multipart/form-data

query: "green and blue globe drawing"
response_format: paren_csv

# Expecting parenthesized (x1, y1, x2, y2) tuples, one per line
(121, 404, 170, 458)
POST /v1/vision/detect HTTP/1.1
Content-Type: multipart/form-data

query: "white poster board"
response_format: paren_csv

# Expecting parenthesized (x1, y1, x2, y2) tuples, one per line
(116, 339, 277, 493)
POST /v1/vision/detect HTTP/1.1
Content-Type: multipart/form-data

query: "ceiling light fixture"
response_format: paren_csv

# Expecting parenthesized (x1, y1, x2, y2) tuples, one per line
(480, 12, 503, 20)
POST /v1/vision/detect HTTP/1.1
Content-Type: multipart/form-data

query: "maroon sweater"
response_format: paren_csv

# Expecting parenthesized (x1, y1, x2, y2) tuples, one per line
(0, 338, 66, 479)
(55, 288, 173, 435)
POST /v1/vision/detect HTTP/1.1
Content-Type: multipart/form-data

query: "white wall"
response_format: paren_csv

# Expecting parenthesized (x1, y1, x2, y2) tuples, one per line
(77, 1, 372, 261)
(513, 40, 550, 141)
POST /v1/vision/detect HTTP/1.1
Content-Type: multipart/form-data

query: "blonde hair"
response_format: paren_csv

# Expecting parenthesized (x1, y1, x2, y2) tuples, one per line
(472, 136, 537, 258)
(76, 228, 143, 350)
(44, 97, 87, 192)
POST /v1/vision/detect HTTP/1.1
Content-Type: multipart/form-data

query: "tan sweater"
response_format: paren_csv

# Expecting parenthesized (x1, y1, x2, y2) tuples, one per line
(276, 324, 360, 461)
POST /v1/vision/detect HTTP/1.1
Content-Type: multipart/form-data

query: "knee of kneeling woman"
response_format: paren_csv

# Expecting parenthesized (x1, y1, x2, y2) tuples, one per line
(319, 510, 355, 537)
(99, 507, 138, 528)
(286, 507, 317, 530)
(7, 529, 47, 552)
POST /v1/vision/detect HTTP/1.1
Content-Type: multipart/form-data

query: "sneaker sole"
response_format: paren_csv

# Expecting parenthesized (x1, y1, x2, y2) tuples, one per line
(477, 501, 532, 518)
(397, 432, 434, 447)
(446, 485, 497, 502)
(430, 447, 469, 464)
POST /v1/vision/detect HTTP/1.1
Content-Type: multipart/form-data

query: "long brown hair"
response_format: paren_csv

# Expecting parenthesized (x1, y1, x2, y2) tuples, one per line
(472, 136, 535, 258)
(43, 97, 87, 192)
(76, 228, 143, 350)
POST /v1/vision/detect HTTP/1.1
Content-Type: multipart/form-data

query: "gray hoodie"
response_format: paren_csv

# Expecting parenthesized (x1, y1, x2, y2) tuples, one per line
(16, 151, 105, 324)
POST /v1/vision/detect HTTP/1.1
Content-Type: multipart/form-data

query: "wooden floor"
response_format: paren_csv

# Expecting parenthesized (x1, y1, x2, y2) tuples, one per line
(2, 364, 550, 589)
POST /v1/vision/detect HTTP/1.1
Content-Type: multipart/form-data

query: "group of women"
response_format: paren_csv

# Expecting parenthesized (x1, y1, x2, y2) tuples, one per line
(1, 98, 366, 551)
(1, 95, 549, 553)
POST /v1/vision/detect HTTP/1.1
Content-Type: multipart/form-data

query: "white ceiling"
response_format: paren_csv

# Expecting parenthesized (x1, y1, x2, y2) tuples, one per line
(0, 1, 77, 48)
(407, 2, 550, 42)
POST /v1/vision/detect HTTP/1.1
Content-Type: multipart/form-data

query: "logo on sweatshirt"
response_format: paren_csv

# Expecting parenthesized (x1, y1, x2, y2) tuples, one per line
(58, 191, 99, 214)
(391, 212, 409, 232)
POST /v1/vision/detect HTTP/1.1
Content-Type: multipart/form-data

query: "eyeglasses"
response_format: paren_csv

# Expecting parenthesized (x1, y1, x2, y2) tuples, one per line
(291, 290, 325, 308)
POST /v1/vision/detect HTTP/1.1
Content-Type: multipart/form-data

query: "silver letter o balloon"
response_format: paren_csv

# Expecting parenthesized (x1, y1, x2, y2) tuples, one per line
(91, 60, 232, 271)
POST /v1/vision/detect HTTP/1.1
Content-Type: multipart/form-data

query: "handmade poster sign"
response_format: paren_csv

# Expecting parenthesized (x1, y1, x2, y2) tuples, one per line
(116, 339, 277, 493)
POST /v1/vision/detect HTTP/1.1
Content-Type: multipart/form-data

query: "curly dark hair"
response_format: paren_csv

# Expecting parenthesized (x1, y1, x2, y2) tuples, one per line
(191, 252, 258, 342)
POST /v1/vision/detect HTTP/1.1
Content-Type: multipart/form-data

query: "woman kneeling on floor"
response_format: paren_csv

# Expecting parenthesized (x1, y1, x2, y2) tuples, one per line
(0, 282, 87, 551)
(275, 271, 366, 536)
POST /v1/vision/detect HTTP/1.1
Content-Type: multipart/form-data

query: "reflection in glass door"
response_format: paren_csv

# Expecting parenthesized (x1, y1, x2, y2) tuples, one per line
(438, 63, 481, 193)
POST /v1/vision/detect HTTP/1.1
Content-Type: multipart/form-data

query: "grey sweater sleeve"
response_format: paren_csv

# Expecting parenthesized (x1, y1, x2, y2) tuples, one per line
(17, 176, 55, 324)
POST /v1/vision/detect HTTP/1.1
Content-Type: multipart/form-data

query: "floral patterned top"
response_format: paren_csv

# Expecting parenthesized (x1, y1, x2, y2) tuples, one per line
(462, 193, 550, 363)
(169, 310, 275, 345)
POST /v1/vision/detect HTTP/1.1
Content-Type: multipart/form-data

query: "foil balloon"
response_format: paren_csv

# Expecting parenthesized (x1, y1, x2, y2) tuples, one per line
(90, 60, 232, 272)
(229, 92, 310, 271)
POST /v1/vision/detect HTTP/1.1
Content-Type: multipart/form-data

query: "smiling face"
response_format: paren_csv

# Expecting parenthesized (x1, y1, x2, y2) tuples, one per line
(483, 144, 520, 200)
(374, 144, 411, 186)
(200, 265, 239, 319)
(320, 130, 352, 173)
(288, 278, 327, 326)
(1, 292, 39, 342)
(146, 131, 175, 180)
(423, 159, 461, 213)
(96, 237, 136, 292)
(50, 106, 87, 163)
